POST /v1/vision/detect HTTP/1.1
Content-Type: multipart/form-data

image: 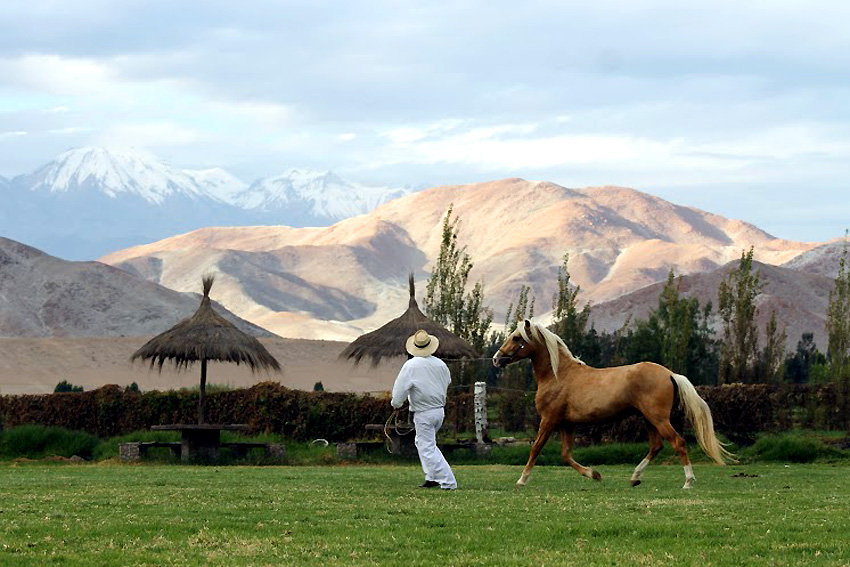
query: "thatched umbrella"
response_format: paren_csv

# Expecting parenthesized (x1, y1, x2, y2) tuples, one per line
(339, 274, 478, 366)
(131, 275, 281, 423)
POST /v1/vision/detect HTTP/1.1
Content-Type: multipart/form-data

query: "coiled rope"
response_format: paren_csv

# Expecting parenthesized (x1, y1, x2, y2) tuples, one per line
(383, 409, 415, 453)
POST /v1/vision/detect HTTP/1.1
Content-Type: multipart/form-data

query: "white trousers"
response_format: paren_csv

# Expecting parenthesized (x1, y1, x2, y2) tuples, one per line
(413, 407, 457, 489)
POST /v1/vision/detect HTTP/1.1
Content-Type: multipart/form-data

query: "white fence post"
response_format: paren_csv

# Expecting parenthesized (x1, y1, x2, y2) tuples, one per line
(473, 381, 489, 445)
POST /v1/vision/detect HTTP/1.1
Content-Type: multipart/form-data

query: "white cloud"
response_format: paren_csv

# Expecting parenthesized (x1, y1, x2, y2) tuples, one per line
(48, 126, 91, 135)
(205, 100, 292, 129)
(96, 122, 201, 148)
(2, 1, 850, 240)
(0, 54, 116, 98)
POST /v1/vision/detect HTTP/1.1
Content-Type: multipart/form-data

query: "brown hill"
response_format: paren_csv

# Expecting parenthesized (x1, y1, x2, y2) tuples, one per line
(0, 237, 271, 338)
(101, 179, 818, 340)
(588, 261, 833, 350)
(782, 239, 849, 278)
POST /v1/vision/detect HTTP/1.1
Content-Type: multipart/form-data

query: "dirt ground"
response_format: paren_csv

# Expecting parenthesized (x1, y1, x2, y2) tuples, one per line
(0, 337, 404, 395)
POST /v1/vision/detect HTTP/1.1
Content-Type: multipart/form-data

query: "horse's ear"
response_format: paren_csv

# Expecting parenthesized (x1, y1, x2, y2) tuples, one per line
(524, 319, 531, 330)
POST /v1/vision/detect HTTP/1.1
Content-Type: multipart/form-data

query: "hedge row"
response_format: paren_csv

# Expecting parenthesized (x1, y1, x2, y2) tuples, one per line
(0, 382, 389, 441)
(1, 382, 848, 444)
(489, 383, 850, 445)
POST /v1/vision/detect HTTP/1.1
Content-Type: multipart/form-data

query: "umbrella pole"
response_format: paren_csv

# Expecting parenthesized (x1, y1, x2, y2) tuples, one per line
(199, 359, 207, 424)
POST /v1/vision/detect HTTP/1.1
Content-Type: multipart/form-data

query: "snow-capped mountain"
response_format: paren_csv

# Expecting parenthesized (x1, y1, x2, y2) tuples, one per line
(1, 147, 415, 260)
(15, 147, 210, 205)
(235, 169, 410, 222)
(183, 167, 249, 204)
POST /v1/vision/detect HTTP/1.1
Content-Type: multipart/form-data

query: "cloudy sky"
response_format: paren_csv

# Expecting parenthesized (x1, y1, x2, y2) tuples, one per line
(1, 0, 848, 241)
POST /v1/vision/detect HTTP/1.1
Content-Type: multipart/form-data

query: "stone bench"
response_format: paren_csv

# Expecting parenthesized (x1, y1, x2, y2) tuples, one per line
(120, 441, 286, 462)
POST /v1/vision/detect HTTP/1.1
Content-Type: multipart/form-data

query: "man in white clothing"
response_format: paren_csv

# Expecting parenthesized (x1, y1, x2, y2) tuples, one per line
(391, 329, 458, 490)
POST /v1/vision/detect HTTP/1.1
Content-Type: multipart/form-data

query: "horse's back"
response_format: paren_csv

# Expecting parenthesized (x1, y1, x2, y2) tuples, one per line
(574, 361, 675, 407)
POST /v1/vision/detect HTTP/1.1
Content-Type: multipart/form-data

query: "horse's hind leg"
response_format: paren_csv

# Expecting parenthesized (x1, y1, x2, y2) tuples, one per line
(654, 420, 695, 489)
(630, 423, 664, 487)
(517, 419, 557, 487)
(561, 428, 601, 481)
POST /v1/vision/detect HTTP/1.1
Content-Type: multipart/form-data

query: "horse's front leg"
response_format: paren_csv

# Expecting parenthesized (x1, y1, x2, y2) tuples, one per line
(517, 419, 557, 487)
(561, 427, 602, 481)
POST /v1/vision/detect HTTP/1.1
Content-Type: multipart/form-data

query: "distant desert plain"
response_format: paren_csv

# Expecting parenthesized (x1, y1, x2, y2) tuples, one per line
(0, 336, 402, 395)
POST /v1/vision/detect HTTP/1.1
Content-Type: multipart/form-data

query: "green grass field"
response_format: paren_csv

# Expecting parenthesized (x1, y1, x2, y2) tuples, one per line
(1, 462, 848, 566)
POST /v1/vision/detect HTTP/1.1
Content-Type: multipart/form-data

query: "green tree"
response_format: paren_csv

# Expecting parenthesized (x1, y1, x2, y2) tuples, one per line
(491, 285, 537, 390)
(54, 380, 83, 393)
(718, 247, 764, 384)
(617, 271, 718, 383)
(784, 333, 826, 384)
(624, 316, 664, 366)
(657, 270, 695, 373)
(502, 285, 535, 334)
(550, 253, 591, 357)
(424, 205, 493, 353)
(826, 239, 850, 384)
(657, 270, 719, 383)
(760, 310, 787, 383)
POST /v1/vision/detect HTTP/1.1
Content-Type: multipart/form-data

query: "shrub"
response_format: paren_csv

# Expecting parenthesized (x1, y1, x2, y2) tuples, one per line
(747, 434, 822, 463)
(54, 380, 84, 393)
(0, 425, 100, 460)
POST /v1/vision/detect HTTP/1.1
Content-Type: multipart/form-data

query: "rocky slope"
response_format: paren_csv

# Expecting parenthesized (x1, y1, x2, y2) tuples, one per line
(0, 237, 271, 338)
(588, 260, 833, 350)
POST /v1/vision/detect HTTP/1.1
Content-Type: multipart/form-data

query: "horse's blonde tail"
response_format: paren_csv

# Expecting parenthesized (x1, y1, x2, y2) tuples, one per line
(671, 374, 737, 464)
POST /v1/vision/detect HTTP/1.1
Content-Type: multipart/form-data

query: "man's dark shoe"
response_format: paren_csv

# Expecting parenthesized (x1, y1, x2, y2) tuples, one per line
(419, 480, 440, 488)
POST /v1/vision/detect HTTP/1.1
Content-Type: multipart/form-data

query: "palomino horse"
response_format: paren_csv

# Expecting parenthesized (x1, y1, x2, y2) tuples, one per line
(493, 320, 734, 488)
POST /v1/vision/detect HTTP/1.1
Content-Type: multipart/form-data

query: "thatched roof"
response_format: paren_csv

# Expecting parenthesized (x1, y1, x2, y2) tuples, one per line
(131, 276, 281, 373)
(339, 274, 478, 365)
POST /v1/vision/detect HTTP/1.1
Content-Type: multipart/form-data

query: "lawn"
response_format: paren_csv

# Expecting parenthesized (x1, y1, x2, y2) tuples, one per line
(1, 462, 848, 566)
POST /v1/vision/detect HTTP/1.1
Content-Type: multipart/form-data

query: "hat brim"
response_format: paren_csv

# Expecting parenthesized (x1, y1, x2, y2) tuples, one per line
(405, 333, 439, 357)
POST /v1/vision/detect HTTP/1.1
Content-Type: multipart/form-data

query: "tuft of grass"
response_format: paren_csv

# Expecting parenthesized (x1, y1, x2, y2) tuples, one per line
(0, 425, 100, 460)
(743, 433, 844, 463)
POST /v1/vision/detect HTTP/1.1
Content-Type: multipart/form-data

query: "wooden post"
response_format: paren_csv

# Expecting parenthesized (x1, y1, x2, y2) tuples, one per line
(474, 381, 489, 445)
(199, 359, 207, 424)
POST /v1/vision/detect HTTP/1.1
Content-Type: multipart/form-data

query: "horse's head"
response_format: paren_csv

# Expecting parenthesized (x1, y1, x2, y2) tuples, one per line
(492, 319, 539, 367)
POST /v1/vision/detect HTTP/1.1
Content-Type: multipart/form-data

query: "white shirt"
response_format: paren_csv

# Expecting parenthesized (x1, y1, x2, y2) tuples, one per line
(391, 356, 452, 412)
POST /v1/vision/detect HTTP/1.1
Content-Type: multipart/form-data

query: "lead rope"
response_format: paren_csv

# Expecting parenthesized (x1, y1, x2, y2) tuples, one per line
(383, 409, 415, 454)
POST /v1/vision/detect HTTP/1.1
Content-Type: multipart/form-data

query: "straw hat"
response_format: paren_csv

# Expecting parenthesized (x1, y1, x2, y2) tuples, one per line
(405, 329, 439, 357)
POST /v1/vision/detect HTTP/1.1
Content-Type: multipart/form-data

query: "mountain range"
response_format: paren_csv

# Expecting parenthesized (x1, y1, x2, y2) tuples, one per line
(100, 178, 830, 345)
(0, 147, 412, 260)
(0, 236, 271, 338)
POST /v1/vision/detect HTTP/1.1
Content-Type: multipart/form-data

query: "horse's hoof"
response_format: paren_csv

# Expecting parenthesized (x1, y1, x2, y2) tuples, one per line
(630, 479, 641, 487)
(591, 470, 602, 481)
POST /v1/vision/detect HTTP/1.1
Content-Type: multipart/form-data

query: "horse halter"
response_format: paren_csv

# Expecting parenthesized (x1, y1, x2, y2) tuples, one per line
(492, 336, 528, 367)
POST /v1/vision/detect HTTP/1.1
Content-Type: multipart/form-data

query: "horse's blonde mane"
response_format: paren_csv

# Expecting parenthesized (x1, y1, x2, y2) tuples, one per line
(518, 321, 583, 377)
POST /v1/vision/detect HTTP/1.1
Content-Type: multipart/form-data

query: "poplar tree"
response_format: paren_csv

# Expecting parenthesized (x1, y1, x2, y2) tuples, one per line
(627, 269, 717, 383)
(826, 239, 850, 384)
(718, 248, 764, 384)
(658, 270, 695, 374)
(761, 310, 787, 383)
(424, 205, 493, 354)
(551, 253, 591, 355)
(502, 285, 535, 334)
